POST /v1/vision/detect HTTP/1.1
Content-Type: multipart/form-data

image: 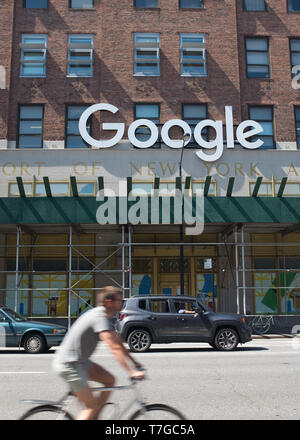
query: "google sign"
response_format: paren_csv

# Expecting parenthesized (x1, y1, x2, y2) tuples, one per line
(79, 103, 263, 163)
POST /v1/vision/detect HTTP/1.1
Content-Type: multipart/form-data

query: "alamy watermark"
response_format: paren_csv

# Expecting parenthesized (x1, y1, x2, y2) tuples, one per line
(292, 66, 300, 90)
(0, 65, 6, 90)
(96, 184, 204, 236)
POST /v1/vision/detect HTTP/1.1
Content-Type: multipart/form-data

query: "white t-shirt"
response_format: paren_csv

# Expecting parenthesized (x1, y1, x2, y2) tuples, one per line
(55, 306, 115, 363)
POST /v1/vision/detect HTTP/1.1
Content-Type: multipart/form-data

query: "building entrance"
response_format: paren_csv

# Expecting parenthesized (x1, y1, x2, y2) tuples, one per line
(159, 274, 189, 296)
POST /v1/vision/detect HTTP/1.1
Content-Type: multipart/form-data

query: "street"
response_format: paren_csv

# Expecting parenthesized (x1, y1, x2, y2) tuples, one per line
(0, 338, 300, 420)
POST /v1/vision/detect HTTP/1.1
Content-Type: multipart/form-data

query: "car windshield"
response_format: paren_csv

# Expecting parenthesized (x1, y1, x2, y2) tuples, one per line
(2, 307, 27, 322)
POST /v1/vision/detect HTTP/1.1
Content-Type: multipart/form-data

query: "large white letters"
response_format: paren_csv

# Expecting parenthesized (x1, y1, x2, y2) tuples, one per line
(79, 103, 263, 162)
(79, 103, 125, 148)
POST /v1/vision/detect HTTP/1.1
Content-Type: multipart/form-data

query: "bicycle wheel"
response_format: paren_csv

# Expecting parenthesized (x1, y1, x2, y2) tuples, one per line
(129, 403, 186, 420)
(251, 317, 270, 335)
(20, 405, 74, 420)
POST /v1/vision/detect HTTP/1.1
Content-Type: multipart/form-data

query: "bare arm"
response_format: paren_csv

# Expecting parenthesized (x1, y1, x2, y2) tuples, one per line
(99, 331, 145, 379)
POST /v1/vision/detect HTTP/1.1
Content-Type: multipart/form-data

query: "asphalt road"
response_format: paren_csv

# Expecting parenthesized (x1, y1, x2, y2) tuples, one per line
(1, 338, 300, 420)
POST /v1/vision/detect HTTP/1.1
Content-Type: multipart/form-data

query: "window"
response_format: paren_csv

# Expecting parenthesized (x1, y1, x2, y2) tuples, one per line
(20, 34, 47, 77)
(24, 0, 48, 7)
(193, 181, 216, 196)
(245, 37, 269, 78)
(159, 182, 180, 194)
(35, 182, 69, 196)
(180, 34, 206, 77)
(254, 258, 276, 269)
(148, 299, 169, 313)
(8, 182, 33, 197)
(70, 0, 94, 8)
(18, 105, 44, 149)
(0, 311, 8, 322)
(290, 39, 300, 77)
(77, 182, 96, 195)
(243, 0, 266, 10)
(288, 0, 300, 11)
(249, 181, 273, 196)
(132, 182, 153, 195)
(33, 260, 67, 271)
(135, 0, 158, 6)
(275, 182, 300, 196)
(67, 35, 94, 77)
(180, 0, 203, 7)
(138, 299, 147, 310)
(72, 259, 94, 270)
(66, 105, 91, 148)
(182, 104, 208, 146)
(134, 33, 160, 76)
(295, 107, 300, 149)
(174, 300, 198, 313)
(249, 106, 274, 149)
(279, 258, 300, 269)
(134, 104, 160, 147)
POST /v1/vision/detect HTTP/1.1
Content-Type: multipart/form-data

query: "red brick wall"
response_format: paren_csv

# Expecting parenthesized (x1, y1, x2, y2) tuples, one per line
(2, 0, 299, 144)
(237, 0, 300, 143)
(0, 0, 15, 142)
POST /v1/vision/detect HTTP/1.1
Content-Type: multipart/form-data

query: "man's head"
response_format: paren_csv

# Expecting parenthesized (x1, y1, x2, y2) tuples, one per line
(96, 286, 123, 315)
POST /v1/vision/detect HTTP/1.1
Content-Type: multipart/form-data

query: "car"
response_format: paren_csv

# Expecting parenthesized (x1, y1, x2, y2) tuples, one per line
(0, 306, 67, 354)
(116, 295, 252, 352)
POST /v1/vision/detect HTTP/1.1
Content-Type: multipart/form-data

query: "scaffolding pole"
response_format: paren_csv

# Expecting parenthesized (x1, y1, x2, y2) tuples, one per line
(128, 226, 132, 298)
(241, 226, 246, 315)
(14, 226, 20, 313)
(235, 228, 240, 314)
(122, 226, 125, 297)
(68, 226, 72, 330)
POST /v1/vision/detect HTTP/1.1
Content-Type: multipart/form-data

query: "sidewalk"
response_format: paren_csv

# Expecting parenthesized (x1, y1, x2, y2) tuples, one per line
(251, 333, 296, 339)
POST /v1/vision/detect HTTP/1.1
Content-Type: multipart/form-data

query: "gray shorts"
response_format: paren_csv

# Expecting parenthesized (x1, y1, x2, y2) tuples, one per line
(53, 359, 95, 393)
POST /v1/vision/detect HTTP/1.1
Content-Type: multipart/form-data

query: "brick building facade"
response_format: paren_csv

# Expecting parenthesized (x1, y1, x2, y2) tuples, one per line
(0, 0, 299, 325)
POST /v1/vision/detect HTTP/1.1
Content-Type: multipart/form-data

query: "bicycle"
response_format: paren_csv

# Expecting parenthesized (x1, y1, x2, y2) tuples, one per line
(19, 377, 186, 420)
(251, 315, 275, 335)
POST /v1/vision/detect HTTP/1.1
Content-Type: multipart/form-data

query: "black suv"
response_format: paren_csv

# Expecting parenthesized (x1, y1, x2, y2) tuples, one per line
(116, 295, 252, 352)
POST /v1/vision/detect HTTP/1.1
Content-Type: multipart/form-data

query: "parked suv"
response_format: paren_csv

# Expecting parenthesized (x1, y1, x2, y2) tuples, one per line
(116, 295, 251, 352)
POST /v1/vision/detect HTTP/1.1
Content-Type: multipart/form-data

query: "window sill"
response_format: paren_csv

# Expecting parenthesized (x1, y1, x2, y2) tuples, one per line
(180, 8, 205, 10)
(68, 8, 95, 11)
(134, 7, 161, 10)
(20, 75, 46, 78)
(246, 77, 273, 80)
(242, 9, 267, 12)
(181, 74, 207, 78)
(67, 75, 93, 78)
(133, 74, 160, 77)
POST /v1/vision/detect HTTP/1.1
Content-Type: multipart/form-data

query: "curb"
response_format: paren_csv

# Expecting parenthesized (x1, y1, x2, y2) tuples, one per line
(251, 334, 295, 339)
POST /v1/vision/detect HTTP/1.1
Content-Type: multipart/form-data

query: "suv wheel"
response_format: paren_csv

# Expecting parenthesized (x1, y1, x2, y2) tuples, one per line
(128, 329, 151, 353)
(214, 328, 239, 351)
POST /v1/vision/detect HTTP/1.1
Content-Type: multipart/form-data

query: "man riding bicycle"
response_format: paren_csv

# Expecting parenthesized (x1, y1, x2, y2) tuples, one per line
(53, 286, 145, 420)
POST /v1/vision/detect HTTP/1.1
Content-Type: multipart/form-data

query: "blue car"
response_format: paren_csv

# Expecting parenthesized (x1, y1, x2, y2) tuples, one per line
(0, 306, 67, 354)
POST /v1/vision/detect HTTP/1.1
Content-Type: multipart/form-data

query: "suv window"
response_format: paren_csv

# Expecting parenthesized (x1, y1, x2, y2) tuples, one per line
(148, 299, 169, 313)
(174, 300, 198, 313)
(138, 299, 147, 310)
